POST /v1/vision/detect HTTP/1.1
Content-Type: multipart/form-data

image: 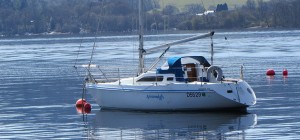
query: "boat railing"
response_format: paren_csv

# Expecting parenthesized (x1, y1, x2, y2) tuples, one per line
(77, 64, 233, 83)
(77, 64, 139, 83)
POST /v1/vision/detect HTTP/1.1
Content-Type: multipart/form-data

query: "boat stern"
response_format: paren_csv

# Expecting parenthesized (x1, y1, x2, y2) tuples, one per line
(237, 80, 257, 106)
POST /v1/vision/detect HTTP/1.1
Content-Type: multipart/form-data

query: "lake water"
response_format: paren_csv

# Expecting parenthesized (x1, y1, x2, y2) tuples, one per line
(1, 30, 300, 139)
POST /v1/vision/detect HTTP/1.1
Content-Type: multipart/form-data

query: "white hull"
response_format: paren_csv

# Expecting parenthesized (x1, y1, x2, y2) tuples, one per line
(86, 80, 256, 111)
(82, 31, 257, 111)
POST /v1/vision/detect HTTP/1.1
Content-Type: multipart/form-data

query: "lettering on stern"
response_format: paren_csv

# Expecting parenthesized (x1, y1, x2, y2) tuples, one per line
(186, 92, 207, 97)
(146, 94, 165, 101)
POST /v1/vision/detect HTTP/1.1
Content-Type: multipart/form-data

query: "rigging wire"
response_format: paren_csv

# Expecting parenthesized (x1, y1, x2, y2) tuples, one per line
(133, 0, 139, 78)
(74, 39, 83, 68)
(87, 0, 105, 80)
(74, 1, 94, 68)
(73, 0, 105, 111)
(202, 0, 216, 66)
(73, 0, 106, 81)
(210, 35, 214, 66)
(74, 1, 96, 86)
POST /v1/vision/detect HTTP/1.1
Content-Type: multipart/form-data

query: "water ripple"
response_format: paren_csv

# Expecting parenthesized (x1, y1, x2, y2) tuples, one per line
(1, 30, 300, 139)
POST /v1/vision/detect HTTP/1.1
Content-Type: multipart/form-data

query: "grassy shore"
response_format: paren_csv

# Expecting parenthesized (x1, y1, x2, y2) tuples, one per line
(158, 0, 248, 10)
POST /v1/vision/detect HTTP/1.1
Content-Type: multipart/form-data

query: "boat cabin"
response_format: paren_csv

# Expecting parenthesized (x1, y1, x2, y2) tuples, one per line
(136, 56, 223, 84)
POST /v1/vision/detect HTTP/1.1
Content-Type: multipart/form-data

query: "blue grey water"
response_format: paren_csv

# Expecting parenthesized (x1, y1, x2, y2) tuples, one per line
(0, 30, 300, 139)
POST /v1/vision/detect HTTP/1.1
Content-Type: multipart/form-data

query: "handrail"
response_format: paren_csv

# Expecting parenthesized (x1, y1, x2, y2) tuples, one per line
(80, 64, 233, 84)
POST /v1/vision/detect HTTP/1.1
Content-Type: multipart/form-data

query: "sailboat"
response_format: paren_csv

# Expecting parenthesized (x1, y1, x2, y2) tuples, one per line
(84, 0, 256, 111)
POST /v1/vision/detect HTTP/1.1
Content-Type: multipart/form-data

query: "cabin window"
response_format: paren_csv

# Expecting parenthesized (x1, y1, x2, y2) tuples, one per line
(167, 77, 174, 81)
(137, 76, 164, 82)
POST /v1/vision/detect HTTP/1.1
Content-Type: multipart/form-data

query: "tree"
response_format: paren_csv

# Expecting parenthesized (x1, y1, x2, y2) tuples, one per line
(246, 0, 256, 10)
(216, 3, 228, 12)
(257, 0, 269, 27)
(1, 0, 300, 36)
(177, 20, 192, 30)
(184, 4, 205, 15)
(162, 5, 179, 15)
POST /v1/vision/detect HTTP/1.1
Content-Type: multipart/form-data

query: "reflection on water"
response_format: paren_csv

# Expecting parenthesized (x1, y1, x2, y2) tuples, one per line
(85, 111, 257, 139)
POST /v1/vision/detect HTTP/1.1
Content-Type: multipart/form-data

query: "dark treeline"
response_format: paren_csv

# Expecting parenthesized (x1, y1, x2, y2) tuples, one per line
(0, 0, 159, 36)
(199, 0, 300, 29)
(170, 0, 300, 30)
(0, 0, 299, 36)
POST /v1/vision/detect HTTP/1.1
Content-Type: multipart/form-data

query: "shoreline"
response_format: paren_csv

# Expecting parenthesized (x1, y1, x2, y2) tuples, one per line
(1, 27, 299, 39)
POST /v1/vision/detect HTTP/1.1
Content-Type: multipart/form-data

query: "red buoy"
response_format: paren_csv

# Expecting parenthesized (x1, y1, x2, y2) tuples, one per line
(282, 69, 288, 76)
(76, 106, 84, 114)
(75, 99, 86, 107)
(266, 69, 275, 76)
(76, 106, 91, 114)
(84, 102, 91, 113)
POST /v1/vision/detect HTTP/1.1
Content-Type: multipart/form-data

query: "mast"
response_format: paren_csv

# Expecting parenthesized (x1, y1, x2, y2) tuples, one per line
(138, 0, 145, 75)
(210, 35, 214, 65)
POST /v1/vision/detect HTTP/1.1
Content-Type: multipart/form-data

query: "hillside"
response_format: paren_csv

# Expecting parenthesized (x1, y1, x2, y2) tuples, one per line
(158, 0, 248, 10)
(0, 0, 298, 37)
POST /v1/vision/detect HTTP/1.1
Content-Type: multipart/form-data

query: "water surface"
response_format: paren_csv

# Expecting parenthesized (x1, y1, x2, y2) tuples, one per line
(0, 30, 300, 139)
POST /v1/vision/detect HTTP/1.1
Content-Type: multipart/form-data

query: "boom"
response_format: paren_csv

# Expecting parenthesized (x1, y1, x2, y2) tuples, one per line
(145, 31, 214, 54)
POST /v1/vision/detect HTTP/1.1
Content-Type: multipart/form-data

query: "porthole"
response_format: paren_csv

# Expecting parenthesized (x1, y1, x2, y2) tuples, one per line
(247, 88, 252, 94)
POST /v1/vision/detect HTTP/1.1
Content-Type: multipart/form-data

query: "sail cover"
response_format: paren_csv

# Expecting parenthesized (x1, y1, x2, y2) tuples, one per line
(156, 56, 211, 82)
(157, 57, 184, 81)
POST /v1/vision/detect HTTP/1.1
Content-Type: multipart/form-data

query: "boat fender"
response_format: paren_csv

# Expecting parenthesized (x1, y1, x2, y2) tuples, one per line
(207, 66, 223, 81)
